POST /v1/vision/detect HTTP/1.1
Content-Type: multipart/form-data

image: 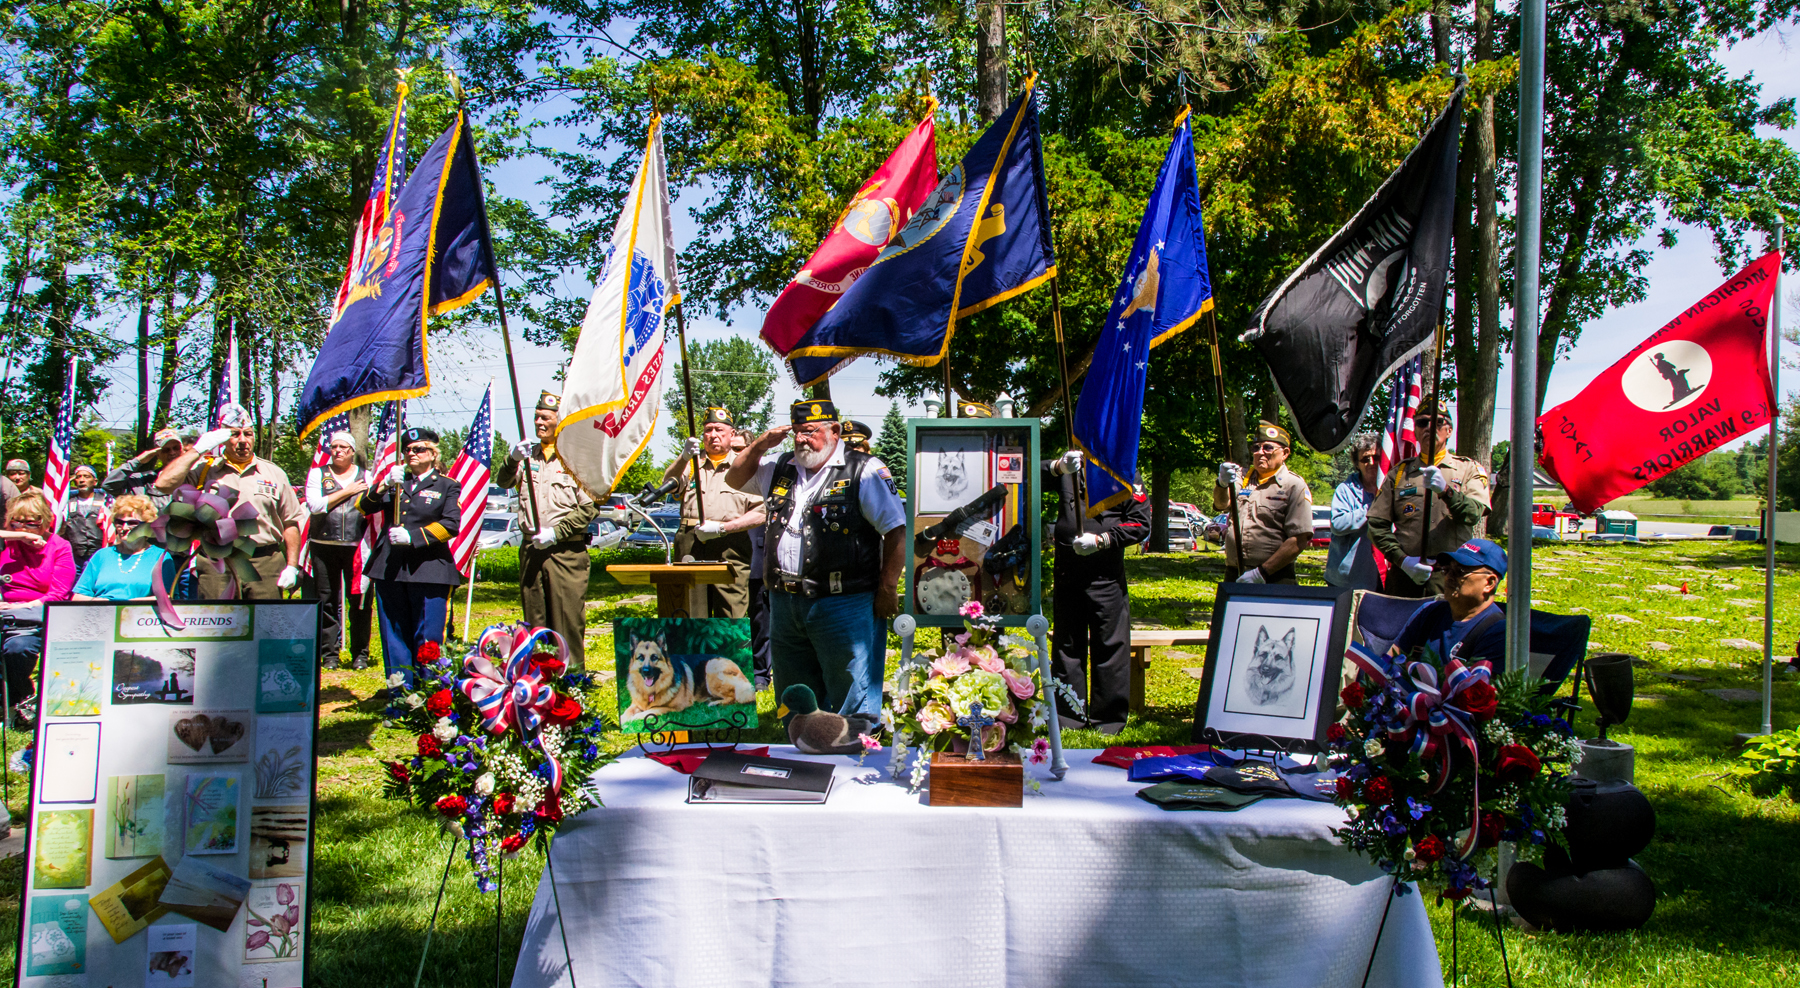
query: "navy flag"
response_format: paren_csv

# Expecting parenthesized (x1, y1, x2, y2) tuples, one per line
(297, 105, 497, 435)
(787, 75, 1056, 387)
(1072, 109, 1213, 515)
(1245, 86, 1463, 452)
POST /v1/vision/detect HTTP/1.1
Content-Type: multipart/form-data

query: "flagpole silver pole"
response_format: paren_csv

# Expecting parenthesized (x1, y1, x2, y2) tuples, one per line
(1762, 217, 1783, 738)
(1507, 0, 1546, 678)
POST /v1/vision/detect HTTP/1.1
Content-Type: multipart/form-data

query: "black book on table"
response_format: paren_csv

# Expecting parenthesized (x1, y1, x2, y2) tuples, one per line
(687, 751, 835, 804)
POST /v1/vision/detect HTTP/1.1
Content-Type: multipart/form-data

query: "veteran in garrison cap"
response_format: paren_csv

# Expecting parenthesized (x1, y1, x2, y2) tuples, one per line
(496, 390, 599, 669)
(358, 426, 463, 687)
(1213, 420, 1314, 584)
(1367, 398, 1492, 597)
(665, 406, 766, 619)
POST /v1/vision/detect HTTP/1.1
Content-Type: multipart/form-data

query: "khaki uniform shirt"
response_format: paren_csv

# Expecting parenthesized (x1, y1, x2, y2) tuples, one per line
(496, 443, 592, 534)
(1368, 453, 1492, 561)
(1213, 466, 1313, 569)
(675, 454, 763, 525)
(187, 457, 304, 547)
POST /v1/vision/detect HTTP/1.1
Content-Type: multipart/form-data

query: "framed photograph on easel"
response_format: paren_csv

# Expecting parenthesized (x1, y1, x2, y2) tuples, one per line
(903, 418, 1041, 627)
(1189, 584, 1353, 752)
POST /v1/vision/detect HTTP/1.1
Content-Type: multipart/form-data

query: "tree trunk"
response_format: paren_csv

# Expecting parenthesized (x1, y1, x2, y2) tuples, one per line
(1149, 461, 1170, 553)
(795, 0, 822, 138)
(154, 291, 180, 431)
(1431, 1, 1452, 66)
(266, 339, 282, 459)
(1464, 84, 1502, 474)
(975, 0, 1007, 123)
(348, 404, 372, 458)
(1226, 392, 1248, 464)
(136, 294, 152, 449)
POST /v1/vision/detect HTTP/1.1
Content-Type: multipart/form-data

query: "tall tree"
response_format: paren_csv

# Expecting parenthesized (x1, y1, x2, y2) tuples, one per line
(872, 401, 909, 493)
(663, 335, 779, 443)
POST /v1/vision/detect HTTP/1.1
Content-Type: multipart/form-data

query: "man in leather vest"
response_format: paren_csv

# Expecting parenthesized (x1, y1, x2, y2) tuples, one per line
(60, 466, 111, 577)
(496, 391, 599, 670)
(303, 431, 373, 670)
(726, 399, 906, 733)
(1044, 450, 1151, 734)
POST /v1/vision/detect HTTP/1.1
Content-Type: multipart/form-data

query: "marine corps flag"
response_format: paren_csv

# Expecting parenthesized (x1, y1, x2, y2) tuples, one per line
(1072, 109, 1213, 515)
(554, 116, 681, 496)
(1245, 87, 1463, 452)
(762, 103, 938, 360)
(297, 104, 496, 436)
(787, 76, 1056, 388)
(1539, 251, 1780, 515)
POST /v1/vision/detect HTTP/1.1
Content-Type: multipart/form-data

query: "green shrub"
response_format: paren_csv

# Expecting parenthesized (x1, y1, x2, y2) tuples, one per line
(1730, 727, 1800, 799)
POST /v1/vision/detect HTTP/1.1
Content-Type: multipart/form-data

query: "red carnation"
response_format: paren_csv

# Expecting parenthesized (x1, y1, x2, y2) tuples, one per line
(1458, 681, 1499, 721)
(416, 641, 442, 663)
(500, 832, 528, 854)
(417, 734, 443, 758)
(1495, 744, 1542, 784)
(426, 689, 455, 718)
(493, 792, 516, 815)
(435, 794, 468, 818)
(535, 799, 564, 824)
(1477, 810, 1506, 849)
(1363, 776, 1394, 805)
(1334, 777, 1353, 799)
(1413, 835, 1447, 863)
(385, 761, 411, 784)
(545, 692, 583, 724)
(1341, 683, 1368, 709)
(1326, 723, 1348, 744)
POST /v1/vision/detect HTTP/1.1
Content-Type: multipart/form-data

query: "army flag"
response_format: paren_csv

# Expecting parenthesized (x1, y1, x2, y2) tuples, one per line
(1072, 110, 1213, 515)
(297, 104, 497, 436)
(332, 81, 408, 325)
(787, 76, 1056, 388)
(554, 116, 681, 497)
(1539, 251, 1779, 514)
(1245, 87, 1464, 452)
(762, 104, 938, 359)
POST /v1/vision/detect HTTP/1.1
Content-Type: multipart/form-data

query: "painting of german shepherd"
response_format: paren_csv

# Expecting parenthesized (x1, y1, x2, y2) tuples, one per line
(615, 618, 756, 733)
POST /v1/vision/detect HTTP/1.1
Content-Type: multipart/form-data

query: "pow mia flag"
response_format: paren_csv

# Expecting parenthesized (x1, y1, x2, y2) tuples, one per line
(1245, 87, 1464, 452)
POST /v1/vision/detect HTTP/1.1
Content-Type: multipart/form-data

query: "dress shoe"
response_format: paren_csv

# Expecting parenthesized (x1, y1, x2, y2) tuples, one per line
(323, 655, 341, 671)
(1095, 721, 1127, 736)
(351, 655, 370, 671)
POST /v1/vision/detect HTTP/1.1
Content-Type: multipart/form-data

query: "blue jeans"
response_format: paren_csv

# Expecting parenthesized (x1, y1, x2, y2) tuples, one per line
(373, 581, 451, 688)
(769, 590, 884, 725)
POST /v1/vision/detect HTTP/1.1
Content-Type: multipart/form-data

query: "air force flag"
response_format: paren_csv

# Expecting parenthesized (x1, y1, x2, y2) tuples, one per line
(787, 75, 1056, 388)
(554, 116, 681, 496)
(1072, 110, 1213, 515)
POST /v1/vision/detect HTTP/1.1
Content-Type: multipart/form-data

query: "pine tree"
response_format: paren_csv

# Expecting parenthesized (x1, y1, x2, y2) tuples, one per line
(872, 402, 908, 495)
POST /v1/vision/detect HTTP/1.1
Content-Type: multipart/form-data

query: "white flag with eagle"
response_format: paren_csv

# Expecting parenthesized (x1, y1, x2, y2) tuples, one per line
(554, 115, 681, 495)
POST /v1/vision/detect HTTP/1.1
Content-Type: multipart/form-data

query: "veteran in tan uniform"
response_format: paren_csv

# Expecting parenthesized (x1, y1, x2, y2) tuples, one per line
(496, 391, 599, 669)
(1213, 421, 1314, 584)
(666, 407, 766, 618)
(1367, 399, 1492, 598)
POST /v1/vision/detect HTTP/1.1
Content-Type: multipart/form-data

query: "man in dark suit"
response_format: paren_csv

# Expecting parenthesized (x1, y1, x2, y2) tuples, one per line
(1045, 450, 1150, 734)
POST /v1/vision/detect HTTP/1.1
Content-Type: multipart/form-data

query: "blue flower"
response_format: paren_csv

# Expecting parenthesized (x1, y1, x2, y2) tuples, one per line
(1405, 797, 1432, 821)
(583, 744, 599, 760)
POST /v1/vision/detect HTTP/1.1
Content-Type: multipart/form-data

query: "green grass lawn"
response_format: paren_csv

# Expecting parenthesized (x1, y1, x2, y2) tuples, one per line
(1600, 495, 1763, 525)
(1, 540, 1796, 985)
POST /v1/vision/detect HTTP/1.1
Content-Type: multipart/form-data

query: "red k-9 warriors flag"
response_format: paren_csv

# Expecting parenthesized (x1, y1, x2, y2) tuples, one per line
(1538, 251, 1780, 514)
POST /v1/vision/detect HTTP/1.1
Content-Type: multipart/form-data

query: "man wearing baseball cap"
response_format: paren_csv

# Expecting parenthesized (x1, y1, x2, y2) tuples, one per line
(103, 428, 186, 502)
(665, 406, 764, 619)
(1390, 539, 1509, 668)
(1212, 420, 1314, 584)
(154, 403, 305, 599)
(3, 460, 36, 498)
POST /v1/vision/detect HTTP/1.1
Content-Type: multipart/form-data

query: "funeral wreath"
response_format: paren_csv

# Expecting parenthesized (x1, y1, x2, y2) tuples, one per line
(382, 623, 615, 891)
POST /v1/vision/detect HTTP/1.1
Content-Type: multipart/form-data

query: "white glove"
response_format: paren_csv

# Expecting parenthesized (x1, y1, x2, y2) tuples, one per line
(388, 526, 412, 546)
(1236, 567, 1265, 584)
(1217, 462, 1243, 488)
(510, 440, 532, 462)
(684, 437, 702, 459)
(1401, 556, 1434, 582)
(276, 566, 300, 590)
(1072, 533, 1103, 555)
(696, 520, 725, 542)
(1420, 466, 1449, 492)
(1051, 450, 1083, 476)
(196, 427, 233, 452)
(532, 528, 557, 547)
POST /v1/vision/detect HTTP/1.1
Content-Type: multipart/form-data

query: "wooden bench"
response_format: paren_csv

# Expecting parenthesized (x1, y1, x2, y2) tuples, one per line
(1128, 629, 1210, 712)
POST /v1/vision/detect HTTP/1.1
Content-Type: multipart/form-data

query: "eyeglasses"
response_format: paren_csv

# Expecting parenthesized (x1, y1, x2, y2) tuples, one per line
(1252, 442, 1285, 453)
(8, 517, 45, 530)
(794, 426, 830, 439)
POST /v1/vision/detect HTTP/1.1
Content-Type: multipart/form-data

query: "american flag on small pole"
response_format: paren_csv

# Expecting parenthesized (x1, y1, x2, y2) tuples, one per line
(447, 383, 494, 579)
(356, 401, 403, 594)
(298, 412, 352, 575)
(1378, 354, 1424, 477)
(212, 326, 239, 429)
(44, 355, 79, 521)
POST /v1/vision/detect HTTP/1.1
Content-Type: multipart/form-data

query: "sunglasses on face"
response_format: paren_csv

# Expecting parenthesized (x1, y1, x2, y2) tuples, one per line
(1252, 442, 1285, 453)
(406, 445, 433, 454)
(113, 518, 143, 530)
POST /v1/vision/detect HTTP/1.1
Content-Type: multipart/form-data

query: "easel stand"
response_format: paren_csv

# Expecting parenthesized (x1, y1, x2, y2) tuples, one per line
(412, 833, 582, 988)
(1356, 879, 1514, 988)
(891, 613, 1068, 780)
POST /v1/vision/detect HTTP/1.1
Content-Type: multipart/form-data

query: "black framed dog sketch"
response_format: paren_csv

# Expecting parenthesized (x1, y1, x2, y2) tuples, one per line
(1189, 584, 1353, 752)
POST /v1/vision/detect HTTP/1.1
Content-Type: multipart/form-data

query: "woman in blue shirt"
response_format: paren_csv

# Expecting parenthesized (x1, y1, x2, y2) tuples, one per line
(1326, 434, 1384, 590)
(71, 495, 176, 601)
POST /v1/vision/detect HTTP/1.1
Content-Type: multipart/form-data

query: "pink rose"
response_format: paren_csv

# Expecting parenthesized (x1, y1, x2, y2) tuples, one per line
(973, 648, 1005, 673)
(916, 702, 952, 735)
(929, 654, 971, 678)
(994, 696, 1018, 724)
(1002, 669, 1035, 699)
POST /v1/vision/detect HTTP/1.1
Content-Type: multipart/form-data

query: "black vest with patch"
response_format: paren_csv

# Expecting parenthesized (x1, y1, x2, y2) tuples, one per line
(762, 449, 882, 597)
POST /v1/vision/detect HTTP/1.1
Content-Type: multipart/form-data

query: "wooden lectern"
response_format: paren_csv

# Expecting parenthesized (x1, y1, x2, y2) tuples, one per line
(605, 562, 735, 618)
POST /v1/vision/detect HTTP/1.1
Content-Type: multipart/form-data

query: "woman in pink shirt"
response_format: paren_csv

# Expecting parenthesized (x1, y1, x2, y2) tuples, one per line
(0, 492, 76, 716)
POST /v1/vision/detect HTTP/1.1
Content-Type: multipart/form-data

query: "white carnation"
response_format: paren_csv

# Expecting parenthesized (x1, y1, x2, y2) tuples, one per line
(432, 717, 457, 742)
(475, 772, 496, 795)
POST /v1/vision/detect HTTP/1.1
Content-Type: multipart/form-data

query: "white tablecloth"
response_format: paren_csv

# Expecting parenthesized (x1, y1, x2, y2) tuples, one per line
(510, 749, 1442, 988)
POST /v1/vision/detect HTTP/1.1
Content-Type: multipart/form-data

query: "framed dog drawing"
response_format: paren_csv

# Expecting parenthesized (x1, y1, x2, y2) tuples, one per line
(1189, 585, 1352, 752)
(614, 618, 757, 735)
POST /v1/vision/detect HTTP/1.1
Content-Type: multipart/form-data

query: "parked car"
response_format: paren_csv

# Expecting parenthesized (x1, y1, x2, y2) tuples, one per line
(1531, 501, 1580, 533)
(1531, 525, 1561, 541)
(602, 493, 633, 524)
(486, 484, 519, 514)
(623, 510, 682, 549)
(1202, 512, 1229, 545)
(477, 514, 521, 549)
(1166, 522, 1198, 552)
(588, 519, 624, 548)
(1311, 505, 1332, 547)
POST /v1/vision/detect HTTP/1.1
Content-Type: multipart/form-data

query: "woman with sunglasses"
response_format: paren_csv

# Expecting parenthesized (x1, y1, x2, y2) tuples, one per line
(1325, 434, 1385, 591)
(359, 427, 462, 689)
(0, 493, 77, 716)
(71, 495, 177, 601)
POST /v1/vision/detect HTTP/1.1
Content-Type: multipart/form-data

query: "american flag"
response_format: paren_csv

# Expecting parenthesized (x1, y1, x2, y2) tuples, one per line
(1378, 354, 1424, 477)
(355, 401, 403, 593)
(44, 355, 79, 521)
(297, 412, 352, 574)
(332, 82, 409, 324)
(446, 384, 494, 578)
(212, 325, 239, 428)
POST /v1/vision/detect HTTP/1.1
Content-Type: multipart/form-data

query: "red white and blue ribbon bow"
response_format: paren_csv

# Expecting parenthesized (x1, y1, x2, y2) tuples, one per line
(457, 623, 578, 793)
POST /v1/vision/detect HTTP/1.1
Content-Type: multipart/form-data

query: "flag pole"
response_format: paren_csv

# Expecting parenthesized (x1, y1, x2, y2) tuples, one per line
(1049, 275, 1088, 518)
(674, 303, 707, 527)
(1761, 216, 1783, 738)
(1507, 0, 1546, 679)
(454, 79, 545, 539)
(1204, 309, 1243, 574)
(1420, 322, 1447, 564)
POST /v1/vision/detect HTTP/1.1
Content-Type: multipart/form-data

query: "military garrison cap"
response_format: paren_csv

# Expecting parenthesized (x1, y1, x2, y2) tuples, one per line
(536, 390, 561, 412)
(791, 399, 839, 424)
(1416, 397, 1451, 423)
(1254, 420, 1290, 448)
(702, 407, 734, 426)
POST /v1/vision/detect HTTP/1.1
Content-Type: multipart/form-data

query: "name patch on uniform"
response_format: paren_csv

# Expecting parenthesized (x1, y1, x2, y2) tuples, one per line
(1396, 487, 1420, 499)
